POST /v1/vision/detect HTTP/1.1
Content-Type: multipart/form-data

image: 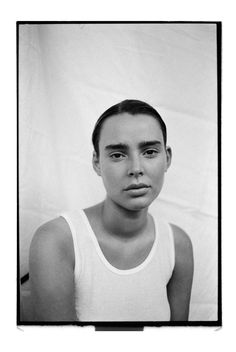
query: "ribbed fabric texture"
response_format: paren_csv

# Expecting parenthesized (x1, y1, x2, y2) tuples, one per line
(61, 210, 175, 322)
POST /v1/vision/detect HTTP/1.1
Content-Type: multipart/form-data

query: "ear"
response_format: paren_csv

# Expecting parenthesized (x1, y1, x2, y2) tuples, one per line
(165, 146, 172, 171)
(92, 151, 101, 176)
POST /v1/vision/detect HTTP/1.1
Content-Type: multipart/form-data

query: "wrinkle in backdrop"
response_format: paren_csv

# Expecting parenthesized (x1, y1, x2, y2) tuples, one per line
(19, 23, 218, 321)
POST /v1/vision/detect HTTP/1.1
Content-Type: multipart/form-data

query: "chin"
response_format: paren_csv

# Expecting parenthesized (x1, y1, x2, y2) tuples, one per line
(108, 191, 159, 212)
(123, 197, 154, 212)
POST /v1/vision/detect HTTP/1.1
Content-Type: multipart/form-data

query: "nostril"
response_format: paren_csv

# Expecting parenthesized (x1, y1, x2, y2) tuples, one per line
(128, 170, 144, 177)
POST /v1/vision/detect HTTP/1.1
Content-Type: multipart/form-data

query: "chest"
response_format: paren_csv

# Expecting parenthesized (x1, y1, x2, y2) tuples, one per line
(96, 231, 155, 270)
(84, 207, 156, 270)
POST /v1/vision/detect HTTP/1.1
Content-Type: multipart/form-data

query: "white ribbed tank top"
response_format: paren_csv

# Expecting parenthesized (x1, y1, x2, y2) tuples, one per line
(61, 209, 175, 322)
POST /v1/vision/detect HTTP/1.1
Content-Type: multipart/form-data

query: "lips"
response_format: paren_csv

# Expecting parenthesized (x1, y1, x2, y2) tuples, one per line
(124, 183, 150, 191)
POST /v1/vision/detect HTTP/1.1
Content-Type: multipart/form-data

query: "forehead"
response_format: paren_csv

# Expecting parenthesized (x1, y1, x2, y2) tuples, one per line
(99, 113, 164, 146)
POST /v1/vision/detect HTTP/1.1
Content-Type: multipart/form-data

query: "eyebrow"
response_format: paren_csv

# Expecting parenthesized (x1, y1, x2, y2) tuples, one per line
(139, 140, 162, 148)
(104, 140, 162, 151)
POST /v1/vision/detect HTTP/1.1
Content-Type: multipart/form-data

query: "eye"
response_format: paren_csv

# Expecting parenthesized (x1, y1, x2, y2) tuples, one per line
(109, 152, 126, 161)
(143, 149, 159, 158)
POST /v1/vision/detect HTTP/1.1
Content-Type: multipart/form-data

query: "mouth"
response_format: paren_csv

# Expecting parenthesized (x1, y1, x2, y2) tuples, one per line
(124, 183, 150, 191)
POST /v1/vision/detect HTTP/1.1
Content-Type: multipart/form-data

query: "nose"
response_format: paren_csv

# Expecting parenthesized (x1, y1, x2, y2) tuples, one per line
(127, 155, 144, 177)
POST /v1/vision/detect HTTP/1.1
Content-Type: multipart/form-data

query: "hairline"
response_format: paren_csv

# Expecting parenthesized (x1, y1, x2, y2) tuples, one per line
(94, 111, 166, 157)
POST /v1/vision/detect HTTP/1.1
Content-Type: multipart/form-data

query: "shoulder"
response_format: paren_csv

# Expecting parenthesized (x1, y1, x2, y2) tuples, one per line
(170, 224, 193, 268)
(30, 217, 75, 269)
(29, 217, 76, 321)
(167, 224, 194, 321)
(170, 224, 193, 251)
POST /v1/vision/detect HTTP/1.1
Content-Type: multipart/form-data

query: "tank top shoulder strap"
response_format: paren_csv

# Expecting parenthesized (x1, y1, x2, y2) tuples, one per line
(149, 211, 175, 279)
(60, 209, 87, 280)
(157, 220, 175, 273)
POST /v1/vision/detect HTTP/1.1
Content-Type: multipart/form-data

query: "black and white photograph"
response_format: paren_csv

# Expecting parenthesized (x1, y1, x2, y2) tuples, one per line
(18, 22, 221, 327)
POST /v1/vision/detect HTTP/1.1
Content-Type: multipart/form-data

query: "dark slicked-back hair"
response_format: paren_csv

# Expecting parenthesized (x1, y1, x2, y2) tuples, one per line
(92, 99, 167, 156)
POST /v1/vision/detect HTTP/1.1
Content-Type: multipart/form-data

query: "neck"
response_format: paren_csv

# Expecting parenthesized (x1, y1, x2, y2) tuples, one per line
(101, 198, 149, 239)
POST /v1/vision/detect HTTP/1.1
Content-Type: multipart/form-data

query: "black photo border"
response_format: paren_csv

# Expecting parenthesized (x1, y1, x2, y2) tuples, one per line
(16, 21, 222, 330)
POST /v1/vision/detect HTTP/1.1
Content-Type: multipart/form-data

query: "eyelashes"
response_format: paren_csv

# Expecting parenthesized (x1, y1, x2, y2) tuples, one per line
(109, 152, 126, 160)
(109, 149, 160, 161)
(143, 149, 159, 158)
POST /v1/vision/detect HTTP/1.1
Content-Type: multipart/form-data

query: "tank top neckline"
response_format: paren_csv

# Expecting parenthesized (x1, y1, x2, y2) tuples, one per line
(79, 209, 159, 275)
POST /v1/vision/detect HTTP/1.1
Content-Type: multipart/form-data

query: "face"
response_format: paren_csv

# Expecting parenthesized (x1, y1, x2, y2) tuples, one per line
(93, 113, 171, 211)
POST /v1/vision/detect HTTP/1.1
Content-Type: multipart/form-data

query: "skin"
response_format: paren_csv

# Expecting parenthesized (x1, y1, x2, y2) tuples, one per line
(29, 218, 76, 321)
(29, 112, 193, 321)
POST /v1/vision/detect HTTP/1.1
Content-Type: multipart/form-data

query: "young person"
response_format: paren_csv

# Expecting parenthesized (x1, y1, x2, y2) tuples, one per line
(29, 99, 194, 322)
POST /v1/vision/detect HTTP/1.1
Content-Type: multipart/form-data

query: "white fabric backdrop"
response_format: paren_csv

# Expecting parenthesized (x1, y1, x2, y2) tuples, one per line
(19, 23, 218, 321)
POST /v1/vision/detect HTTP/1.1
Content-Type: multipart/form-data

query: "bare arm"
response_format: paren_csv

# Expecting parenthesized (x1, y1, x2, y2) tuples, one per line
(29, 217, 77, 321)
(167, 224, 194, 321)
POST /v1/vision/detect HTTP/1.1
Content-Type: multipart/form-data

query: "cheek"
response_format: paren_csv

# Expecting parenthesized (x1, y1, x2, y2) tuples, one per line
(154, 167, 166, 180)
(147, 163, 166, 194)
(146, 158, 166, 177)
(100, 164, 122, 188)
(149, 165, 166, 196)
